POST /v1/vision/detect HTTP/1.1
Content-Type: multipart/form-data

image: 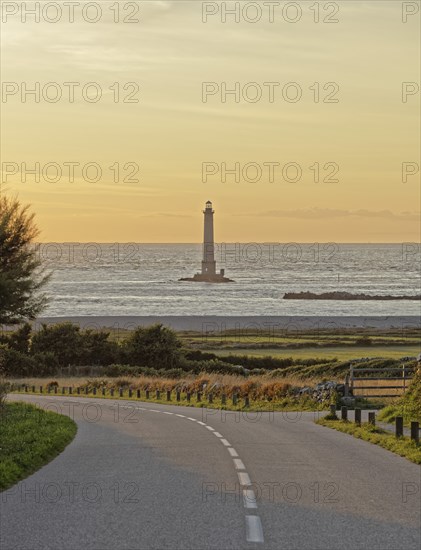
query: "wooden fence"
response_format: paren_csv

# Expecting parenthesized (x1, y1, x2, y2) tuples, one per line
(346, 364, 416, 398)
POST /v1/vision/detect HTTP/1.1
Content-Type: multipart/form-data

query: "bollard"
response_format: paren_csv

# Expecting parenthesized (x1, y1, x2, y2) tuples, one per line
(62, 387, 65, 395)
(341, 406, 348, 421)
(77, 387, 80, 395)
(32, 385, 35, 393)
(186, 392, 191, 403)
(102, 387, 106, 396)
(119, 388, 123, 398)
(69, 387, 72, 395)
(330, 404, 337, 417)
(25, 385, 28, 393)
(197, 392, 201, 402)
(47, 386, 51, 394)
(40, 385, 43, 393)
(395, 416, 404, 438)
(167, 390, 171, 401)
(221, 394, 226, 406)
(145, 389, 149, 399)
(85, 387, 89, 395)
(232, 394, 238, 406)
(110, 388, 114, 397)
(208, 394, 213, 404)
(244, 396, 250, 407)
(176, 391, 181, 402)
(129, 388, 133, 398)
(156, 390, 160, 400)
(354, 408, 361, 426)
(137, 389, 141, 399)
(410, 421, 419, 443)
(54, 386, 57, 394)
(368, 412, 375, 426)
(93, 387, 97, 396)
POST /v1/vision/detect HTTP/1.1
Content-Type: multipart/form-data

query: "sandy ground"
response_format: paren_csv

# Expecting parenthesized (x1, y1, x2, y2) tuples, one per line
(30, 315, 421, 331)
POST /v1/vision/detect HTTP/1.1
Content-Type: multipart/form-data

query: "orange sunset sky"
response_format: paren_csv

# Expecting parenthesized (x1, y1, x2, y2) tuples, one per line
(1, 1, 420, 242)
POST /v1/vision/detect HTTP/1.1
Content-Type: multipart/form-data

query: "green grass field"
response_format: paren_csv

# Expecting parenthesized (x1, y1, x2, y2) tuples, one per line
(0, 402, 77, 490)
(317, 418, 421, 464)
(213, 345, 420, 361)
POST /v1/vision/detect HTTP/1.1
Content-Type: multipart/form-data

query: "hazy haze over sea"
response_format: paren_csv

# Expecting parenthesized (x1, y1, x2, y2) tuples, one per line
(35, 243, 421, 318)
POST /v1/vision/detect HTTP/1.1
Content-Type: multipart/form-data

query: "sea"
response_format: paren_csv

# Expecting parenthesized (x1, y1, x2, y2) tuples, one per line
(36, 243, 421, 318)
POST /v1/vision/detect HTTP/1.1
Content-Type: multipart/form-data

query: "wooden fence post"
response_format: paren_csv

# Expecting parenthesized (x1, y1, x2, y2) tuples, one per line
(355, 408, 361, 426)
(329, 404, 337, 417)
(208, 394, 213, 404)
(341, 406, 348, 421)
(197, 392, 201, 402)
(395, 416, 403, 438)
(137, 389, 141, 399)
(221, 394, 227, 406)
(166, 390, 171, 401)
(145, 389, 149, 399)
(368, 412, 376, 426)
(410, 421, 419, 443)
(176, 391, 181, 402)
(156, 390, 160, 400)
(344, 374, 349, 397)
(244, 396, 250, 407)
(186, 392, 191, 403)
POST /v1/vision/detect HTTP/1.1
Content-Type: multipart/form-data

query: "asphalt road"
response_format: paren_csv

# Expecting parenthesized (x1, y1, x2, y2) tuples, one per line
(1, 395, 420, 550)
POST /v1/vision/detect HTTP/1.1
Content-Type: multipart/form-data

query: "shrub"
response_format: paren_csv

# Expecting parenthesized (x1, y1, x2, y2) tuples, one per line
(0, 345, 39, 376)
(124, 324, 182, 369)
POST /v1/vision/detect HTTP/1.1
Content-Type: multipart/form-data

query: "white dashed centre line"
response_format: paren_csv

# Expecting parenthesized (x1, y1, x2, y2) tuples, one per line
(233, 459, 246, 470)
(238, 472, 252, 486)
(243, 489, 258, 509)
(131, 403, 264, 544)
(245, 516, 264, 543)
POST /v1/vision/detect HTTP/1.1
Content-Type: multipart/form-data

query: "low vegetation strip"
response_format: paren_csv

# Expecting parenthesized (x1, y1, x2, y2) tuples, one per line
(378, 368, 421, 426)
(0, 402, 77, 491)
(316, 418, 421, 465)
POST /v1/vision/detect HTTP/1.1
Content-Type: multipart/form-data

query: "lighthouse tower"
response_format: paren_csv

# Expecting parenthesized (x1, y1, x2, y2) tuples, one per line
(179, 201, 233, 283)
(201, 201, 216, 276)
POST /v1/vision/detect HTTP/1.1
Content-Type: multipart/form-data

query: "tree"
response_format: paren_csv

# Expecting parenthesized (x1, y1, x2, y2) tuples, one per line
(0, 195, 49, 324)
(125, 324, 182, 369)
(31, 323, 82, 366)
(8, 322, 32, 353)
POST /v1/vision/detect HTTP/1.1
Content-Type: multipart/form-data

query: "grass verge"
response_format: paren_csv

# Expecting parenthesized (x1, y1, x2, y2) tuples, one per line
(316, 418, 421, 465)
(10, 389, 331, 412)
(0, 402, 77, 491)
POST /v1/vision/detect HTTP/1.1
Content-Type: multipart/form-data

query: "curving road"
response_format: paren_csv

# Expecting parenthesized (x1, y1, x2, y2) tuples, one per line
(1, 395, 420, 550)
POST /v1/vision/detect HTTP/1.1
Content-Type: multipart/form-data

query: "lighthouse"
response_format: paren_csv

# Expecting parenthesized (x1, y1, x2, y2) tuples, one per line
(179, 201, 234, 283)
(202, 200, 216, 276)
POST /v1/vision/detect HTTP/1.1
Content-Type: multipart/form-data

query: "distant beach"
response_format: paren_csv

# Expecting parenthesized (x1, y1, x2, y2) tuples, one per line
(34, 316, 421, 332)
